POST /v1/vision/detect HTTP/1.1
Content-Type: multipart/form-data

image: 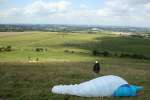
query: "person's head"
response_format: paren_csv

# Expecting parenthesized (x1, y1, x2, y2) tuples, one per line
(95, 61, 99, 63)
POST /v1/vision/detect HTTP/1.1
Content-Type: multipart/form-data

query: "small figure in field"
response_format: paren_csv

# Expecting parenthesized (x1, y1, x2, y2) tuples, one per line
(93, 61, 100, 76)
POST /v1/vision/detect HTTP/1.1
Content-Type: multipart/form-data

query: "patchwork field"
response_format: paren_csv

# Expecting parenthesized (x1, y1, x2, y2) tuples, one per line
(0, 31, 150, 100)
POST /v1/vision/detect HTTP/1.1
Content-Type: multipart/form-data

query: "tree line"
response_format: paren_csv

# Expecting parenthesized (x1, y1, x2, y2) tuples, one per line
(92, 50, 150, 60)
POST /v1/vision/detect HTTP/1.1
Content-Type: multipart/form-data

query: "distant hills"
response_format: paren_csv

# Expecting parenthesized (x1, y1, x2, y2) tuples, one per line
(0, 24, 150, 33)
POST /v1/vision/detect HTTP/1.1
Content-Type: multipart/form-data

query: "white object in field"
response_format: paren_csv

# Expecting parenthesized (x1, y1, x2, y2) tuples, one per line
(52, 75, 128, 97)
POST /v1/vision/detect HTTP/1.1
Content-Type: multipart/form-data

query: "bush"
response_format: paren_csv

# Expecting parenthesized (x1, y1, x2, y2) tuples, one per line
(119, 52, 150, 60)
(92, 50, 110, 57)
(92, 50, 98, 56)
(120, 53, 130, 57)
(114, 53, 118, 57)
(131, 54, 145, 59)
(0, 45, 12, 52)
(5, 45, 12, 51)
(92, 51, 150, 60)
(64, 50, 75, 54)
(64, 50, 69, 52)
(35, 48, 44, 52)
(103, 51, 110, 56)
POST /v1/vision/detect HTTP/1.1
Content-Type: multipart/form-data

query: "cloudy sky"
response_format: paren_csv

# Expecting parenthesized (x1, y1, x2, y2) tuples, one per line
(0, 0, 150, 27)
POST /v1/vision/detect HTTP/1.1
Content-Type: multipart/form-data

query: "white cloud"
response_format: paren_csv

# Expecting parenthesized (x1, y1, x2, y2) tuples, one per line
(24, 0, 71, 16)
(0, 0, 71, 17)
(0, 0, 150, 27)
(95, 0, 150, 27)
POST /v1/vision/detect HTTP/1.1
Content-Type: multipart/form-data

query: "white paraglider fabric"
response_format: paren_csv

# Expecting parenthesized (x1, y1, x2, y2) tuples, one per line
(52, 75, 128, 97)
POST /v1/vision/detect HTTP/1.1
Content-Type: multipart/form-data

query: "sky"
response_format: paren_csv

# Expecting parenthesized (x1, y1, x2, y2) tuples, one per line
(0, 0, 150, 27)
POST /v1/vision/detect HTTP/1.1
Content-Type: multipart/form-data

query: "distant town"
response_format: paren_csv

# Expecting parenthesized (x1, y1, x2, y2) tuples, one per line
(0, 24, 150, 33)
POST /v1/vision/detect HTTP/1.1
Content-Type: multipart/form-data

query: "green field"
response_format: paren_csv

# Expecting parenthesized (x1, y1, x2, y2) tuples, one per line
(0, 32, 102, 61)
(0, 32, 150, 100)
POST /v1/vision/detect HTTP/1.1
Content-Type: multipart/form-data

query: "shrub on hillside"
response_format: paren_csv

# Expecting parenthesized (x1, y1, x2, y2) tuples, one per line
(35, 48, 44, 52)
(64, 50, 75, 54)
(71, 51, 74, 53)
(103, 51, 110, 56)
(64, 50, 69, 53)
(92, 50, 150, 60)
(5, 45, 12, 51)
(92, 50, 98, 56)
(131, 54, 145, 59)
(119, 52, 150, 60)
(0, 45, 12, 52)
(92, 50, 110, 57)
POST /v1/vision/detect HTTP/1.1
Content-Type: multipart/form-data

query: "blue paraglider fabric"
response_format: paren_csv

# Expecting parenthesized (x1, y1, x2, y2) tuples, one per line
(113, 84, 143, 97)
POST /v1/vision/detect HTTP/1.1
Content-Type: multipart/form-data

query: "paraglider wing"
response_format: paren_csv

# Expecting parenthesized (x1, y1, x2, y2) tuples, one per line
(52, 75, 130, 97)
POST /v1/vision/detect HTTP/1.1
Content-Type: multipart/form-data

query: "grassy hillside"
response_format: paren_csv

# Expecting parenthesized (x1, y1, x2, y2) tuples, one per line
(0, 60, 150, 100)
(0, 32, 100, 61)
(0, 31, 150, 100)
(0, 32, 150, 61)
